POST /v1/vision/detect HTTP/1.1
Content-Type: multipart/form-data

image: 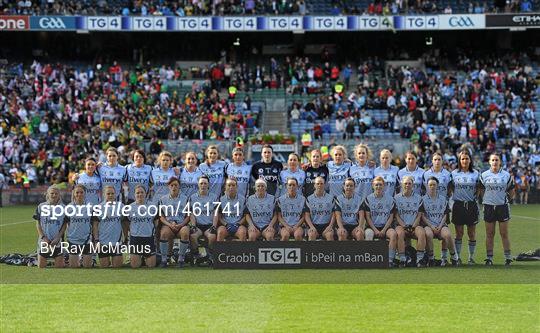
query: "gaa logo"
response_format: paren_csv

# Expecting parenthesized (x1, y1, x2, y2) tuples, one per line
(449, 16, 475, 27)
(39, 17, 66, 29)
(259, 248, 301, 264)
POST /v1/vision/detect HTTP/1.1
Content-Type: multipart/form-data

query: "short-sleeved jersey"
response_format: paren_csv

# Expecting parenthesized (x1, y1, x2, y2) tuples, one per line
(98, 164, 126, 201)
(251, 160, 283, 196)
(76, 172, 102, 205)
(374, 165, 399, 198)
(96, 201, 124, 244)
(125, 164, 153, 202)
(451, 169, 480, 202)
(348, 163, 374, 202)
(65, 203, 92, 244)
(276, 193, 308, 226)
(128, 202, 156, 237)
(180, 167, 204, 199)
(225, 162, 252, 199)
(363, 193, 395, 228)
(219, 194, 246, 226)
(306, 192, 338, 225)
(327, 161, 351, 198)
(189, 192, 216, 226)
(246, 194, 276, 228)
(159, 193, 189, 224)
(34, 202, 66, 240)
(199, 160, 227, 201)
(480, 169, 514, 205)
(394, 192, 423, 227)
(336, 193, 362, 225)
(303, 164, 329, 197)
(151, 167, 176, 202)
(422, 194, 449, 227)
(279, 168, 306, 197)
(398, 166, 425, 196)
(423, 168, 452, 197)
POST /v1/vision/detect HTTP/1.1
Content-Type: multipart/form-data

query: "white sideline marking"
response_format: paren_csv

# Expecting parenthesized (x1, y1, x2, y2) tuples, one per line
(512, 215, 540, 221)
(0, 220, 34, 227)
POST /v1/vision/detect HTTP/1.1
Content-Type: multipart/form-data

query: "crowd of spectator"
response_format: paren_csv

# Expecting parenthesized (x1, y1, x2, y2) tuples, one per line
(1, 0, 535, 16)
(339, 0, 536, 15)
(0, 60, 259, 187)
(287, 49, 540, 199)
(0, 0, 304, 16)
(1, 49, 539, 202)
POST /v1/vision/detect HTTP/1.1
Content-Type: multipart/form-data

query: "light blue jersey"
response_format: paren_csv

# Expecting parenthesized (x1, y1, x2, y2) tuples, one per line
(98, 164, 126, 201)
(125, 164, 153, 202)
(159, 193, 189, 224)
(96, 202, 124, 244)
(348, 163, 374, 202)
(219, 194, 245, 226)
(423, 168, 452, 197)
(336, 193, 362, 225)
(394, 192, 423, 226)
(306, 192, 338, 225)
(279, 168, 306, 197)
(65, 203, 92, 245)
(151, 167, 176, 202)
(398, 166, 425, 196)
(225, 162, 252, 199)
(199, 160, 227, 201)
(374, 165, 399, 198)
(246, 194, 276, 228)
(34, 202, 66, 241)
(327, 161, 351, 197)
(422, 194, 449, 227)
(451, 169, 480, 202)
(363, 193, 395, 228)
(480, 169, 514, 205)
(190, 192, 216, 226)
(128, 202, 156, 237)
(276, 193, 307, 227)
(180, 167, 204, 199)
(76, 172, 102, 205)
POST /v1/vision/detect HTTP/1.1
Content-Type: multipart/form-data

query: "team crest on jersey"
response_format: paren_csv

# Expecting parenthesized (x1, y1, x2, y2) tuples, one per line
(258, 168, 263, 174)
(307, 172, 311, 177)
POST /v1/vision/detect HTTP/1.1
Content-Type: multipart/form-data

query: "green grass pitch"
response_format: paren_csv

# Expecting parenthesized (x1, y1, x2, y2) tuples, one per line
(1, 205, 539, 332)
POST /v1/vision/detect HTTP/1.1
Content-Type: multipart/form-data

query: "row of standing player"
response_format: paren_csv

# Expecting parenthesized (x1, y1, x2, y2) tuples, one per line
(37, 144, 514, 267)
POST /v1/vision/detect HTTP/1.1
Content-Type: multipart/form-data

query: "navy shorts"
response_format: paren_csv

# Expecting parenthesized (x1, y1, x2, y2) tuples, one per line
(483, 204, 510, 223)
(226, 224, 241, 234)
(196, 224, 214, 234)
(313, 224, 329, 235)
(66, 242, 92, 255)
(343, 224, 357, 234)
(452, 201, 479, 226)
(97, 242, 123, 258)
(129, 236, 156, 257)
(37, 240, 63, 259)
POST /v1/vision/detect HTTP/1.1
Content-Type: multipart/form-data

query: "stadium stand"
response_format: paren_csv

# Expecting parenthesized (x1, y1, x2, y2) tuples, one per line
(0, 60, 261, 186)
(0, 0, 535, 15)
